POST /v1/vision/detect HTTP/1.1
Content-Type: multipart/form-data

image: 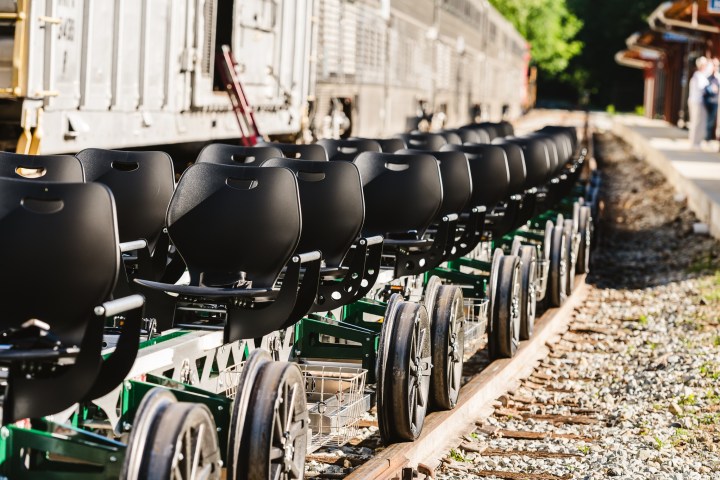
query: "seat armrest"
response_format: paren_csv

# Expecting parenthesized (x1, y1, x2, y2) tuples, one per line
(120, 239, 148, 253)
(363, 235, 384, 246)
(94, 294, 145, 317)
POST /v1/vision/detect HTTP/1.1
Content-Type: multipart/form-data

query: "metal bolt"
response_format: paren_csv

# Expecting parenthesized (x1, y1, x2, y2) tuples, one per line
(123, 422, 132, 431)
(1, 428, 8, 439)
(218, 405, 223, 411)
(109, 456, 117, 463)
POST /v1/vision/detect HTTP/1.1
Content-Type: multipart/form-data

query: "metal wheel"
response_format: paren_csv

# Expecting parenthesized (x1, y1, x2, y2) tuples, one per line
(429, 285, 465, 410)
(576, 206, 592, 274)
(488, 248, 505, 317)
(536, 220, 554, 302)
(518, 246, 537, 341)
(423, 275, 443, 318)
(563, 219, 576, 294)
(488, 255, 521, 360)
(243, 362, 308, 480)
(121, 388, 177, 480)
(377, 301, 432, 443)
(549, 225, 568, 307)
(123, 391, 222, 480)
(227, 349, 273, 478)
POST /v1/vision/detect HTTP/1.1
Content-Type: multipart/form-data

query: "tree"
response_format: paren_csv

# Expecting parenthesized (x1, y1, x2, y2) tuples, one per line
(488, 0, 584, 77)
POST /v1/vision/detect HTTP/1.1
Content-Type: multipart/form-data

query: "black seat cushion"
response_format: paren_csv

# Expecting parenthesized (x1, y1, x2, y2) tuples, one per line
(261, 157, 364, 268)
(398, 149, 472, 216)
(353, 152, 442, 237)
(167, 163, 301, 289)
(440, 144, 510, 209)
(318, 138, 381, 161)
(0, 178, 118, 346)
(196, 144, 284, 165)
(0, 152, 84, 182)
(458, 126, 491, 143)
(76, 149, 175, 249)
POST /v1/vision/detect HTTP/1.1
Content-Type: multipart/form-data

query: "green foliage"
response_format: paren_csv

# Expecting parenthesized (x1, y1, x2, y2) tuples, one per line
(488, 0, 583, 77)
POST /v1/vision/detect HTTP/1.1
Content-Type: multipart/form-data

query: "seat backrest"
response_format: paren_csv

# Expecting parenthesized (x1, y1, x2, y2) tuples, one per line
(438, 131, 463, 145)
(498, 121, 515, 137)
(264, 142, 328, 161)
(76, 149, 175, 248)
(317, 138, 381, 161)
(491, 140, 528, 193)
(459, 125, 492, 143)
(440, 144, 510, 208)
(167, 163, 301, 288)
(353, 152, 442, 237)
(261, 158, 364, 267)
(0, 178, 119, 346)
(537, 128, 573, 164)
(364, 138, 406, 153)
(505, 136, 551, 187)
(396, 132, 447, 151)
(0, 152, 84, 182)
(476, 122, 500, 141)
(539, 125, 577, 155)
(527, 133, 559, 174)
(196, 144, 284, 165)
(398, 149, 472, 216)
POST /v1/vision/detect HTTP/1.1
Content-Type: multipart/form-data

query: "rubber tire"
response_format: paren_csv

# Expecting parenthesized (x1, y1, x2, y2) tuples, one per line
(488, 255, 521, 360)
(518, 246, 537, 341)
(548, 225, 568, 307)
(576, 206, 592, 274)
(429, 285, 465, 410)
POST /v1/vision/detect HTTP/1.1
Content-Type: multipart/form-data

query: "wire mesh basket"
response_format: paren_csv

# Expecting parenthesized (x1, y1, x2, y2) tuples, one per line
(299, 364, 369, 451)
(218, 362, 245, 399)
(463, 297, 489, 357)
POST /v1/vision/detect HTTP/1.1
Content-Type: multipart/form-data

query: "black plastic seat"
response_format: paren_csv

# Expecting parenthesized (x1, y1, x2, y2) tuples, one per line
(475, 122, 500, 141)
(539, 125, 577, 156)
(398, 149, 472, 217)
(262, 157, 381, 311)
(358, 138, 406, 153)
(0, 152, 84, 182)
(396, 132, 447, 151)
(354, 152, 443, 276)
(354, 152, 442, 239)
(134, 163, 320, 342)
(505, 136, 552, 187)
(438, 131, 463, 145)
(440, 144, 510, 209)
(196, 144, 283, 165)
(527, 133, 560, 175)
(0, 178, 143, 422)
(498, 121, 515, 137)
(318, 138, 381, 161)
(458, 125, 492, 143)
(491, 140, 528, 194)
(76, 149, 175, 250)
(261, 142, 328, 161)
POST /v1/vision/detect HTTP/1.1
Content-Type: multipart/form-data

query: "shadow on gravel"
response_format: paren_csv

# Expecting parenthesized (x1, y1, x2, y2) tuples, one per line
(586, 132, 720, 290)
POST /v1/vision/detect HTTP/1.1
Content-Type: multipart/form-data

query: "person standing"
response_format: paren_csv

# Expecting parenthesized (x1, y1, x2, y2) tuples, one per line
(689, 56, 710, 149)
(705, 58, 720, 145)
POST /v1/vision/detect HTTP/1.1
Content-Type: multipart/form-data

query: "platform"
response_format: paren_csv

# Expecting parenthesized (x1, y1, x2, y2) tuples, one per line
(604, 113, 720, 239)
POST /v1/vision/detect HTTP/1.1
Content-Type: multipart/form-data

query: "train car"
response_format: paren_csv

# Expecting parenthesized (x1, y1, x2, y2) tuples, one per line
(313, 0, 530, 138)
(0, 0, 528, 154)
(0, 0, 314, 154)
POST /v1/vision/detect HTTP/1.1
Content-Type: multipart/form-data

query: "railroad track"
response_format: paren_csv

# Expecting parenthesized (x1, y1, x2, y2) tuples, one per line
(344, 278, 590, 480)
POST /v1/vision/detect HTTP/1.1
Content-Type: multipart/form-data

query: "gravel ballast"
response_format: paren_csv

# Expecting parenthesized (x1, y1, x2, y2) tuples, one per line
(437, 131, 720, 480)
